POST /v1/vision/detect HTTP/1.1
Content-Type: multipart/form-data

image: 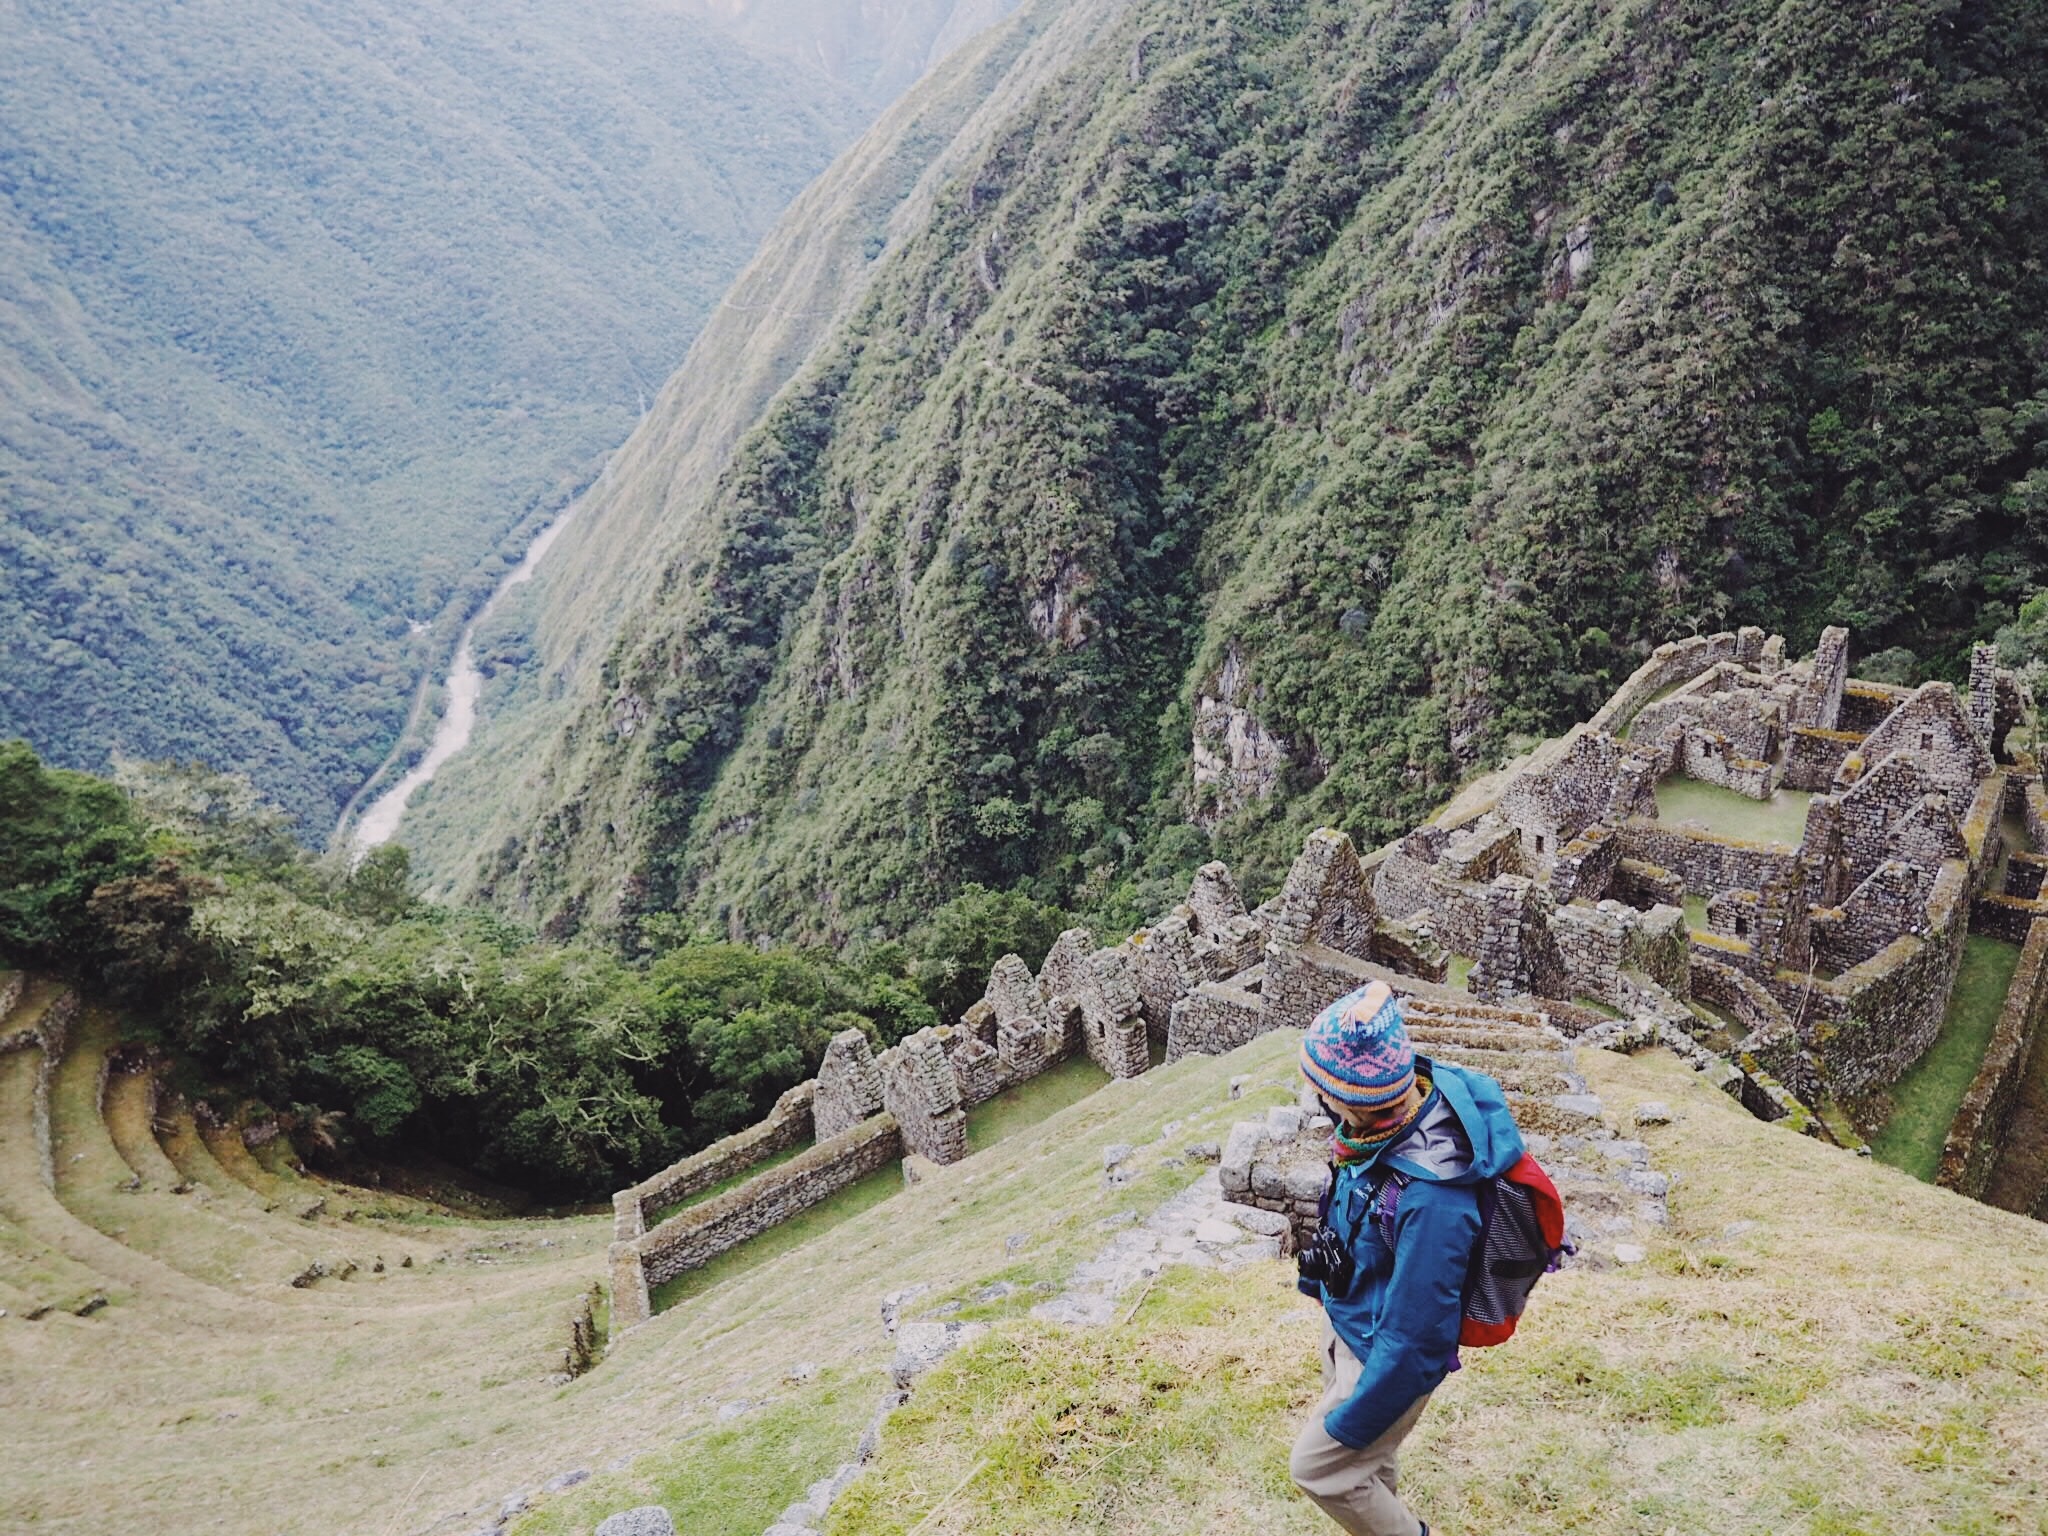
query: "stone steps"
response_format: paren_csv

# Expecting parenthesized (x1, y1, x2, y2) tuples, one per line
(48, 1009, 325, 1295)
(1225, 1015, 1660, 1264)
(0, 1038, 238, 1315)
(1406, 1020, 1566, 1055)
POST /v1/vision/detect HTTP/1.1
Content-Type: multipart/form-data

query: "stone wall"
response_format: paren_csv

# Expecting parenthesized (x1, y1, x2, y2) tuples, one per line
(1549, 900, 1627, 1005)
(814, 1029, 885, 1141)
(1848, 683, 1994, 799)
(0, 971, 23, 1026)
(1470, 876, 1567, 1002)
(1132, 913, 1205, 1045)
(1691, 953, 1794, 1041)
(1586, 631, 1751, 737)
(1267, 827, 1379, 955)
(1975, 892, 2048, 943)
(1782, 727, 1864, 792)
(1677, 728, 1775, 799)
(1166, 978, 1266, 1061)
(2005, 852, 2048, 902)
(1791, 625, 1850, 729)
(879, 1030, 968, 1163)
(1502, 731, 1659, 875)
(1938, 918, 2048, 1197)
(612, 1081, 815, 1243)
(610, 1113, 904, 1329)
(1794, 861, 1973, 1096)
(1619, 819, 1803, 889)
(1611, 856, 1686, 911)
(1548, 823, 1622, 903)
(1837, 681, 1912, 734)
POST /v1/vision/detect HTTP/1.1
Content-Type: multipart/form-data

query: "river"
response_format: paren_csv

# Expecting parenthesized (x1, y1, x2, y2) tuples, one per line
(349, 510, 579, 856)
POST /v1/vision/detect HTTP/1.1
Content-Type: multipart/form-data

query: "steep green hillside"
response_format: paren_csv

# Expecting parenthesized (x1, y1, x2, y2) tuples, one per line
(0, 0, 997, 829)
(394, 0, 1115, 900)
(451, 0, 2048, 946)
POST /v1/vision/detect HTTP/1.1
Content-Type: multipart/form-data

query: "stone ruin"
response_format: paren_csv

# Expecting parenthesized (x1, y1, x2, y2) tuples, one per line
(604, 830, 1475, 1330)
(1375, 628, 2046, 1163)
(607, 627, 2046, 1331)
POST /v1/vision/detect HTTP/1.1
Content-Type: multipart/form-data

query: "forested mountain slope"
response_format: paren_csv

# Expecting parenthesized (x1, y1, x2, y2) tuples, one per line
(393, 0, 1104, 894)
(0, 0, 999, 829)
(448, 0, 2048, 947)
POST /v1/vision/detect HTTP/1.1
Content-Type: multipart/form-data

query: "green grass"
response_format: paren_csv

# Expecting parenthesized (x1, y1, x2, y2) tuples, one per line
(1653, 777, 1815, 847)
(649, 1143, 807, 1227)
(650, 1161, 905, 1312)
(509, 1366, 879, 1536)
(825, 1048, 2048, 1536)
(1447, 955, 1475, 990)
(966, 1055, 1111, 1153)
(1870, 936, 2025, 1181)
(1684, 893, 1711, 933)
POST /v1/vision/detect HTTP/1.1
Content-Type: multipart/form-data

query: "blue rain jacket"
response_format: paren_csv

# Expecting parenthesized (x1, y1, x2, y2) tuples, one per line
(1298, 1055, 1525, 1448)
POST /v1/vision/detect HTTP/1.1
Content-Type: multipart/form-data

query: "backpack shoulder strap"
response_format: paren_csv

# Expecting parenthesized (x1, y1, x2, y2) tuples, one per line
(1373, 1168, 1408, 1251)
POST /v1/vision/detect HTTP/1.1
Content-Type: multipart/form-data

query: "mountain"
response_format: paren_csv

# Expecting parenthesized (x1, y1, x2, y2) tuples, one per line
(391, 0, 1106, 901)
(409, 0, 2048, 946)
(0, 0, 1008, 829)
(676, 0, 1024, 105)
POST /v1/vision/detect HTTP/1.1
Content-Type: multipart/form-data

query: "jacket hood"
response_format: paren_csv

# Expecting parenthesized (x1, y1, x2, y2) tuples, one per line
(1380, 1055, 1525, 1184)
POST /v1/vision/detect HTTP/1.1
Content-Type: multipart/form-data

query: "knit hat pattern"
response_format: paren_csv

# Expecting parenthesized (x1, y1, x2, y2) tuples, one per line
(1300, 980, 1416, 1110)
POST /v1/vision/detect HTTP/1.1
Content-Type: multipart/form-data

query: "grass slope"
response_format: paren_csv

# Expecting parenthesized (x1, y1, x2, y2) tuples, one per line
(8, 1016, 2046, 1533)
(833, 1048, 2048, 1536)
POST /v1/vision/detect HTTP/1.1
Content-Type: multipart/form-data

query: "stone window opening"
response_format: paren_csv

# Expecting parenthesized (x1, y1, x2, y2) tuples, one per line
(1533, 832, 1546, 854)
(1919, 729, 1934, 751)
(1734, 914, 1749, 938)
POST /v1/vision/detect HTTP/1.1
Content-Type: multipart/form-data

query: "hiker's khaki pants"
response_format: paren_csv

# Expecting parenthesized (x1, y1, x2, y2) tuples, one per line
(1289, 1319, 1432, 1536)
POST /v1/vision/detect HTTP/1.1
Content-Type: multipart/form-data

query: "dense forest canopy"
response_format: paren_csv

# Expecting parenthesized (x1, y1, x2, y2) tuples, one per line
(450, 0, 2048, 948)
(0, 0, 1000, 831)
(0, 740, 1079, 1195)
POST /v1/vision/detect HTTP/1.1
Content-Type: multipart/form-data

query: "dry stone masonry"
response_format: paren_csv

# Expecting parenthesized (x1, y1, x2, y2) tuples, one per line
(607, 629, 2043, 1330)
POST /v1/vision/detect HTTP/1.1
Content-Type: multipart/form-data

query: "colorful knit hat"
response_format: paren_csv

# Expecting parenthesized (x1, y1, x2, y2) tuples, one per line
(1300, 980, 1416, 1110)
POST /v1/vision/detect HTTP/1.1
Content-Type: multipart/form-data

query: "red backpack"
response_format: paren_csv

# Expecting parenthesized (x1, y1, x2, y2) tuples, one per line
(1375, 1152, 1572, 1347)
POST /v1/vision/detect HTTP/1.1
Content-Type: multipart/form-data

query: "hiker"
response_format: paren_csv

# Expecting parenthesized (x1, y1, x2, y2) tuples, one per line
(1289, 979, 1528, 1536)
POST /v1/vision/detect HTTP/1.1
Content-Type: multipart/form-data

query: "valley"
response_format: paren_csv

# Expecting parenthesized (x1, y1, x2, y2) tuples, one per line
(8, 0, 2048, 1531)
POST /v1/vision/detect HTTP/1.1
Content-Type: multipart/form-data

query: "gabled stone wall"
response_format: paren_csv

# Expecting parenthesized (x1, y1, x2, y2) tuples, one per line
(878, 1031, 967, 1162)
(1848, 683, 1994, 799)
(815, 1029, 885, 1141)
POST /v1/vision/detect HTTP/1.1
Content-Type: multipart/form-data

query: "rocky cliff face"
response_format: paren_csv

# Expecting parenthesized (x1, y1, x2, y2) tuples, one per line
(433, 0, 2048, 947)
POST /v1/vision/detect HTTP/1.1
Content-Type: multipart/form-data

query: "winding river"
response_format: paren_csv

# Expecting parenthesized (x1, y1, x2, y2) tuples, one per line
(349, 510, 579, 856)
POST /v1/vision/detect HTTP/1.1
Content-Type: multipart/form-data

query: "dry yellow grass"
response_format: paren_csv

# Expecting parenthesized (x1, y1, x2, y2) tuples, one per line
(829, 1048, 2048, 1536)
(0, 1018, 1300, 1535)
(8, 1021, 2045, 1536)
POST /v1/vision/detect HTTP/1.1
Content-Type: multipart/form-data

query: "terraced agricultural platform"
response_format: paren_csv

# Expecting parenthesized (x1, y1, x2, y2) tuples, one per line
(0, 973, 1671, 1536)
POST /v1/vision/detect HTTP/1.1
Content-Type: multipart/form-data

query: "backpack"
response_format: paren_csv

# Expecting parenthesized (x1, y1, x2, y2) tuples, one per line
(1371, 1153, 1572, 1347)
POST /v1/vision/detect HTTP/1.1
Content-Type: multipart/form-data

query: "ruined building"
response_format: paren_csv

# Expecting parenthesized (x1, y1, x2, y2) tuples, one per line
(608, 628, 2047, 1328)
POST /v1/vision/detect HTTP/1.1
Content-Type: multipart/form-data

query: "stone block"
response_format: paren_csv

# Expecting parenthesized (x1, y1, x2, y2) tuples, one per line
(595, 1509, 676, 1536)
